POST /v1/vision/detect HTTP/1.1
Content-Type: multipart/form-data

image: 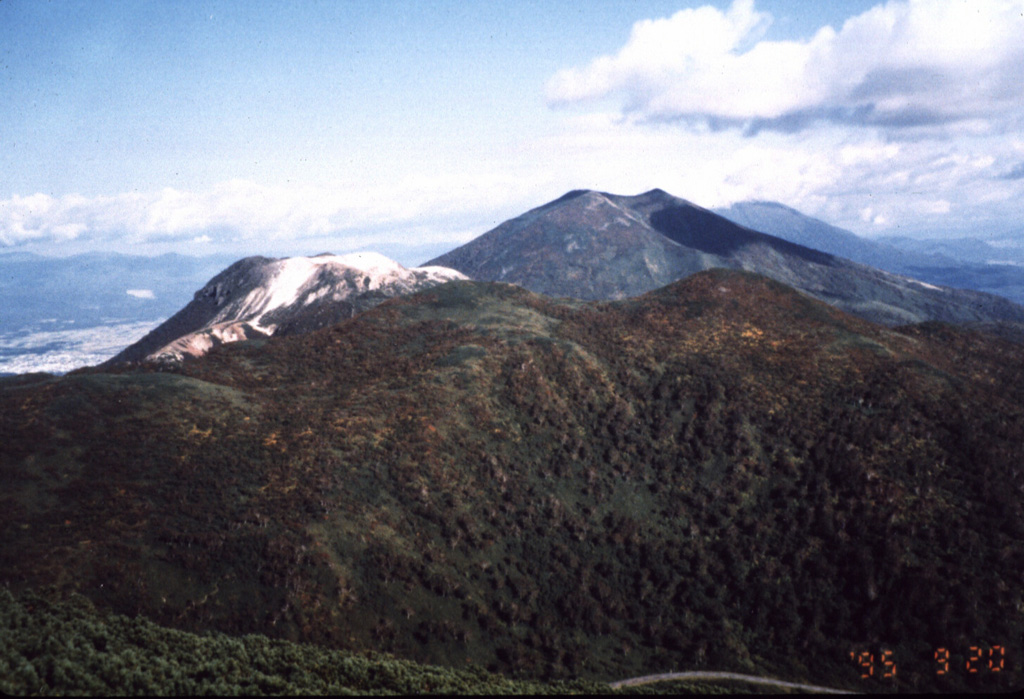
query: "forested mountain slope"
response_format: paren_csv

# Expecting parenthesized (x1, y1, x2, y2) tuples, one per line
(2, 270, 1022, 693)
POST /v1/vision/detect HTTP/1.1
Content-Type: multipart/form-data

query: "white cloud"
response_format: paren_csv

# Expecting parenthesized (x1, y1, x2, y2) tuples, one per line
(547, 0, 1024, 134)
(517, 104, 1024, 238)
(859, 207, 889, 226)
(534, 0, 1024, 240)
(547, 0, 772, 106)
(0, 175, 538, 255)
(915, 199, 951, 215)
(126, 289, 156, 299)
(839, 142, 900, 166)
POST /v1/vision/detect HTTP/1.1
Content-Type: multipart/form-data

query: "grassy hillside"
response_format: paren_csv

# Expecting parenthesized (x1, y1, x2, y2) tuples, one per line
(2, 270, 1022, 693)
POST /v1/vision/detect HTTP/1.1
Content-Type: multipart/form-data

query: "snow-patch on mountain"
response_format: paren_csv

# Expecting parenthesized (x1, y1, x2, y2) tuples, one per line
(109, 252, 467, 364)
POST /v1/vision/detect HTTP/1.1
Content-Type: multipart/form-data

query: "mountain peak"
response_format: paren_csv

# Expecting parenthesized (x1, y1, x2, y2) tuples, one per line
(109, 253, 466, 364)
(639, 187, 671, 199)
(428, 188, 1024, 328)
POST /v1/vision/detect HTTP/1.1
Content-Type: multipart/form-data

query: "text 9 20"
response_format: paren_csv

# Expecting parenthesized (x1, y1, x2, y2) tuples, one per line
(849, 644, 1007, 679)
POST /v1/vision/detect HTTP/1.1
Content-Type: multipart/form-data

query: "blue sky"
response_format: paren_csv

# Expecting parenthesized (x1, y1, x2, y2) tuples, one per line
(2, 0, 1023, 263)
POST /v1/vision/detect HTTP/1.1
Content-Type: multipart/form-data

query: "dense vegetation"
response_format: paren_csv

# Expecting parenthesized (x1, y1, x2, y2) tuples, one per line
(2, 270, 1022, 694)
(1, 587, 807, 694)
(0, 587, 608, 694)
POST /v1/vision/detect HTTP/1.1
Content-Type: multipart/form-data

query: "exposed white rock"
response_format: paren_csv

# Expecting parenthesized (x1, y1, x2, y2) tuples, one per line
(111, 253, 467, 364)
(204, 253, 464, 333)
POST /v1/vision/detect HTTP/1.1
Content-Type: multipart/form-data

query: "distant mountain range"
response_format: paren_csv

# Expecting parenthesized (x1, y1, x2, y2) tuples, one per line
(99, 188, 1024, 369)
(109, 252, 466, 364)
(713, 200, 951, 271)
(715, 200, 1024, 307)
(878, 233, 1024, 266)
(0, 251, 237, 334)
(428, 188, 1024, 328)
(6, 189, 1024, 376)
(0, 252, 243, 375)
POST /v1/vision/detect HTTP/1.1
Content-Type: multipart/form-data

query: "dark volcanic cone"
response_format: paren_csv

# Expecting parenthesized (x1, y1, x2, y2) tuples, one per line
(429, 188, 1024, 327)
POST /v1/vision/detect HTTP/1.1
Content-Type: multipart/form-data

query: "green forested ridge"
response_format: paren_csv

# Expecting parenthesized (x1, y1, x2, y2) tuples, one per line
(0, 586, 846, 694)
(2, 270, 1022, 694)
(0, 587, 609, 694)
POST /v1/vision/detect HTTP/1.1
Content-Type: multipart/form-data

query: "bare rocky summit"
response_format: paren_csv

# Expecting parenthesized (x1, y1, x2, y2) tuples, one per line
(109, 252, 466, 364)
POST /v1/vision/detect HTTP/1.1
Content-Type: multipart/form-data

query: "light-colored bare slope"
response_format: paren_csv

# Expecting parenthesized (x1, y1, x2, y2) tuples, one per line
(109, 252, 466, 364)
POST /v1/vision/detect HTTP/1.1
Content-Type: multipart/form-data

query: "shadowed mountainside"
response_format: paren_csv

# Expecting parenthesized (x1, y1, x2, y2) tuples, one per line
(428, 188, 1024, 329)
(2, 269, 1022, 693)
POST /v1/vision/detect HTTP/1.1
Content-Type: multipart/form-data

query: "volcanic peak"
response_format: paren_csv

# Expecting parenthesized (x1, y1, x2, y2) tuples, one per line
(427, 187, 1024, 329)
(109, 252, 466, 365)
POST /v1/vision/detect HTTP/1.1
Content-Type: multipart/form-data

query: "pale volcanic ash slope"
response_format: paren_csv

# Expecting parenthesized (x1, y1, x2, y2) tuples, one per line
(108, 252, 467, 364)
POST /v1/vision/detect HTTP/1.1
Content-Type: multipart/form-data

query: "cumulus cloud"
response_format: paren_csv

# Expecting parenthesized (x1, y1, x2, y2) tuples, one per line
(517, 104, 1024, 239)
(546, 0, 1024, 135)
